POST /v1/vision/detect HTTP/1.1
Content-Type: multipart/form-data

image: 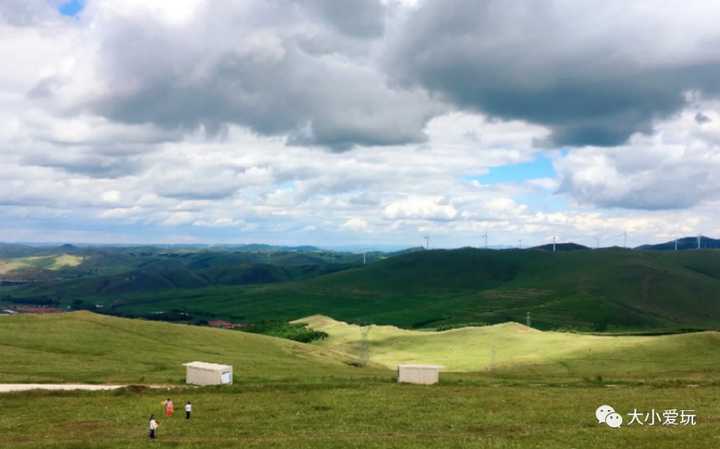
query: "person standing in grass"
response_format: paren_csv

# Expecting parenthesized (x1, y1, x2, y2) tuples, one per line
(163, 398, 174, 417)
(148, 415, 159, 440)
(185, 401, 192, 420)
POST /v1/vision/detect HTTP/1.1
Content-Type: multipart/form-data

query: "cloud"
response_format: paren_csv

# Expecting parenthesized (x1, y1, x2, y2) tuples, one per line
(22, 151, 145, 178)
(384, 197, 458, 221)
(695, 112, 712, 124)
(29, 0, 441, 150)
(4, 1, 720, 247)
(299, 0, 386, 38)
(556, 103, 720, 209)
(387, 0, 720, 147)
(0, 0, 57, 26)
(342, 217, 369, 232)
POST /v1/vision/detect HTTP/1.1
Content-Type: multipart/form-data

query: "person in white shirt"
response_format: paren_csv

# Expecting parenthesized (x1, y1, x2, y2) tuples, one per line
(148, 415, 159, 439)
(185, 401, 192, 420)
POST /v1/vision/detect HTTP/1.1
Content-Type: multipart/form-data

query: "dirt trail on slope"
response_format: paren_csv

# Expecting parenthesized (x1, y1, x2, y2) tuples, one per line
(0, 384, 170, 393)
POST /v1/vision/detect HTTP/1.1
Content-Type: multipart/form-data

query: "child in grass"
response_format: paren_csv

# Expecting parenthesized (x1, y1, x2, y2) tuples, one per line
(163, 398, 174, 417)
(148, 415, 159, 439)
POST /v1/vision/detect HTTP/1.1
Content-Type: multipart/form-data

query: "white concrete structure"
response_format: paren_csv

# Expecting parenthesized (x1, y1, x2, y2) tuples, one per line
(183, 361, 233, 386)
(397, 364, 442, 385)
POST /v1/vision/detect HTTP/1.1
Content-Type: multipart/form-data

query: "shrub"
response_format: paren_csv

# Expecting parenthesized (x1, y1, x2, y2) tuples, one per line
(246, 321, 329, 343)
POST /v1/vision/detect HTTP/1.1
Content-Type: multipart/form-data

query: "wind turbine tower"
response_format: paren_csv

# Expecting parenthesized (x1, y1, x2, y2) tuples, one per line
(552, 235, 557, 253)
(482, 232, 488, 249)
(424, 235, 430, 250)
(698, 235, 702, 250)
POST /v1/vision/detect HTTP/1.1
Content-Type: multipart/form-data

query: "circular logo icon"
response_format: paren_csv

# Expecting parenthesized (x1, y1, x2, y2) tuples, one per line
(605, 412, 623, 429)
(595, 405, 616, 424)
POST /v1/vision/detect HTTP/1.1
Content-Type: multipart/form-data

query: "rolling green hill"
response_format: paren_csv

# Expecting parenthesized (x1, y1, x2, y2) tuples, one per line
(0, 312, 378, 384)
(10, 261, 349, 301)
(0, 246, 369, 297)
(296, 315, 720, 380)
(0, 245, 378, 312)
(2, 312, 718, 386)
(68, 248, 720, 332)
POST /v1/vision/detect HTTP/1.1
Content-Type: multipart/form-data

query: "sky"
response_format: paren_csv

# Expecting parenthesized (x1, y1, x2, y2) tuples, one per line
(1, 0, 720, 249)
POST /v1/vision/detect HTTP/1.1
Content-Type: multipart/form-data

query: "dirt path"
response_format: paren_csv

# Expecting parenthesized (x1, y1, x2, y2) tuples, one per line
(0, 384, 170, 393)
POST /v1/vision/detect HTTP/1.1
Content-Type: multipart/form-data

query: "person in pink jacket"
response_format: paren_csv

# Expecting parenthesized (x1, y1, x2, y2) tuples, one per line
(163, 398, 174, 417)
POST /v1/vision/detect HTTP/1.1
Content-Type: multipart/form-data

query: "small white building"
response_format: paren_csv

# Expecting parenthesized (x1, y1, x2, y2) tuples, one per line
(183, 361, 233, 386)
(397, 364, 442, 385)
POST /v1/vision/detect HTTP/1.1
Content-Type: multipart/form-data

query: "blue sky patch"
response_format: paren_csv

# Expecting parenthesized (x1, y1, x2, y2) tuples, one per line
(58, 0, 85, 17)
(470, 154, 556, 184)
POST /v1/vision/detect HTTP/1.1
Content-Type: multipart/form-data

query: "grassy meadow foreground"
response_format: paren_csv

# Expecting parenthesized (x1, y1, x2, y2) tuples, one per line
(1, 384, 718, 449)
(1, 312, 720, 448)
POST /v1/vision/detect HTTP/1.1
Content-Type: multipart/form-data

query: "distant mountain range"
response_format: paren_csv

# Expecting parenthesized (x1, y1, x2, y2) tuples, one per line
(18, 246, 716, 332)
(636, 236, 720, 251)
(530, 242, 590, 252)
(2, 235, 720, 260)
(5, 242, 720, 332)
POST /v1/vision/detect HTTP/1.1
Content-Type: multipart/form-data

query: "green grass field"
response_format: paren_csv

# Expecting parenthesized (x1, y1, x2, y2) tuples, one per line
(1, 384, 717, 449)
(2, 313, 719, 448)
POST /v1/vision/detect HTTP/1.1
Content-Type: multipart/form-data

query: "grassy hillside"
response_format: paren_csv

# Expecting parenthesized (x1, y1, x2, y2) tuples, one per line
(0, 254, 83, 275)
(3, 312, 717, 385)
(0, 312, 380, 384)
(1, 247, 365, 298)
(79, 248, 720, 332)
(296, 315, 720, 381)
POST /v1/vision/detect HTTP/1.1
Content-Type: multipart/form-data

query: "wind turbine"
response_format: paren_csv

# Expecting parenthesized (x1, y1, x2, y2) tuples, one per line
(481, 232, 488, 249)
(424, 235, 430, 250)
(552, 235, 557, 253)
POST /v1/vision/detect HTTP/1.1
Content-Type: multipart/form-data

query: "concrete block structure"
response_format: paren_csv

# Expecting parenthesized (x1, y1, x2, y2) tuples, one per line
(397, 364, 442, 385)
(183, 361, 233, 386)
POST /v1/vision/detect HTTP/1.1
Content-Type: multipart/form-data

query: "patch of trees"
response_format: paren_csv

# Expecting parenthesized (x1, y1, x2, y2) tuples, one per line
(4, 295, 59, 306)
(245, 321, 328, 343)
